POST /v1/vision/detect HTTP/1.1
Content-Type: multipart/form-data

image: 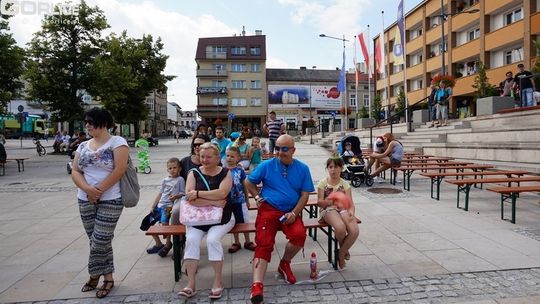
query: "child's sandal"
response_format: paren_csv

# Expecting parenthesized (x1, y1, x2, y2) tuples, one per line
(244, 241, 257, 251)
(228, 243, 241, 253)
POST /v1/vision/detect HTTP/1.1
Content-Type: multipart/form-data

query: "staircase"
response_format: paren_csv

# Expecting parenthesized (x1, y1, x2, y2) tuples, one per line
(300, 108, 540, 173)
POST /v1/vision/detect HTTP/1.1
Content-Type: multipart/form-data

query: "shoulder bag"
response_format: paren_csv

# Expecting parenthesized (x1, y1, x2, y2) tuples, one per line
(120, 156, 140, 208)
(179, 168, 224, 226)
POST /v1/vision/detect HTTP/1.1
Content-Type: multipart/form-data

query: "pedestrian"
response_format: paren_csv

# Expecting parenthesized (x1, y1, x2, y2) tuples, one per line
(317, 156, 359, 269)
(428, 83, 439, 127)
(262, 111, 285, 154)
(224, 146, 256, 253)
(499, 71, 514, 97)
(513, 63, 536, 107)
(435, 81, 451, 127)
(245, 134, 315, 304)
(146, 158, 185, 257)
(71, 107, 129, 298)
(178, 143, 234, 300)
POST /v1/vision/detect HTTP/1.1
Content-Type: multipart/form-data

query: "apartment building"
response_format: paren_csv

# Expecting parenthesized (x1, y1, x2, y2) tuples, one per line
(374, 0, 540, 116)
(195, 31, 267, 131)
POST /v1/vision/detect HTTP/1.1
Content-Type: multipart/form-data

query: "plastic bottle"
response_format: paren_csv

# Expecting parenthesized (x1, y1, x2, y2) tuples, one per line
(310, 252, 318, 280)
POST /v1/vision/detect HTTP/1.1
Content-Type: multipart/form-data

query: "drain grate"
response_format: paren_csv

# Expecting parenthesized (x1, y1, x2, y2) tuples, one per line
(367, 187, 402, 194)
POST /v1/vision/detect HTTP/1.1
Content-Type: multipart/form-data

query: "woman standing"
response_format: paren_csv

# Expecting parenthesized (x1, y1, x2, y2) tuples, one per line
(71, 107, 128, 298)
(178, 143, 234, 299)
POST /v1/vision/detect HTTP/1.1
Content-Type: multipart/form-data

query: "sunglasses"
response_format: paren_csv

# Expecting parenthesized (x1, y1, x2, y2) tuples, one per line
(84, 119, 94, 125)
(275, 146, 290, 152)
(193, 143, 203, 147)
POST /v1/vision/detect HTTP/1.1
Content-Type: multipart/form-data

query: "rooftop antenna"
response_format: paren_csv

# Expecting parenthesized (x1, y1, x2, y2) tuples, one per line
(242, 26, 246, 36)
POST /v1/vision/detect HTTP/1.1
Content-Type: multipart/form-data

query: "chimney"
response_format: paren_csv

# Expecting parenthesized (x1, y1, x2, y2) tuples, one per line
(255, 30, 262, 35)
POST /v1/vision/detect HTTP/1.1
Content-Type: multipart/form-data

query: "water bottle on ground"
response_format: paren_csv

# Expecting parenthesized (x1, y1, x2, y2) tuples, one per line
(310, 252, 318, 280)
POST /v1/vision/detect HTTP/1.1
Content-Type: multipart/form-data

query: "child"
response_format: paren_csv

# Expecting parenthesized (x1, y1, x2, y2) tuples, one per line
(260, 141, 269, 154)
(316, 157, 359, 269)
(225, 146, 256, 253)
(146, 157, 185, 257)
(247, 137, 263, 172)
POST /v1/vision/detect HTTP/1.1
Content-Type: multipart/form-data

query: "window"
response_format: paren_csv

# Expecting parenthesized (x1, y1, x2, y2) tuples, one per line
(250, 47, 261, 55)
(212, 80, 226, 87)
(251, 64, 261, 72)
(212, 98, 227, 106)
(212, 64, 226, 70)
(212, 46, 227, 53)
(410, 26, 423, 40)
(411, 78, 423, 91)
(231, 64, 246, 72)
(231, 98, 247, 106)
(505, 47, 523, 65)
(410, 52, 423, 66)
(467, 28, 480, 41)
(232, 80, 246, 89)
(231, 46, 247, 55)
(251, 98, 261, 106)
(363, 94, 369, 107)
(430, 15, 442, 28)
(505, 8, 523, 26)
(350, 94, 357, 107)
(392, 64, 403, 74)
(350, 84, 356, 90)
(250, 80, 261, 89)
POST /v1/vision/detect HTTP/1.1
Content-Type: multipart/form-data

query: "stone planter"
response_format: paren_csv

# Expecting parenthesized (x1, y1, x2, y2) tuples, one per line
(357, 118, 376, 129)
(476, 96, 515, 116)
(412, 109, 430, 123)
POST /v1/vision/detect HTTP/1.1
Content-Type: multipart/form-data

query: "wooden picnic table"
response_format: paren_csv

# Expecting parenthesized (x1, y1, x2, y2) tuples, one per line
(6, 157, 29, 172)
(396, 164, 494, 191)
(419, 170, 530, 200)
(487, 185, 540, 223)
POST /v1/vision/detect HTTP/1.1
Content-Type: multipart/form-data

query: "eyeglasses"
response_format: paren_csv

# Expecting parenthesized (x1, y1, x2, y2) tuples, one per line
(193, 143, 203, 147)
(84, 119, 94, 125)
(275, 146, 290, 152)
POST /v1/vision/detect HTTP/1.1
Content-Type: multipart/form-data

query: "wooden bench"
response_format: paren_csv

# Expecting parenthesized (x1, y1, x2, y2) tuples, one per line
(446, 177, 540, 214)
(419, 170, 530, 200)
(487, 185, 540, 224)
(396, 164, 494, 191)
(146, 217, 361, 282)
(6, 157, 29, 172)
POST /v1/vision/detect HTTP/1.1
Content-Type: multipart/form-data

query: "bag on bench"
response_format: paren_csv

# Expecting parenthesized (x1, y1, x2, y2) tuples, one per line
(179, 168, 223, 226)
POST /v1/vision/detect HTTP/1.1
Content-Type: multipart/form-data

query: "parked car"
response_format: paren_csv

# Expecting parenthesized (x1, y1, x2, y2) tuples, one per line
(178, 130, 190, 139)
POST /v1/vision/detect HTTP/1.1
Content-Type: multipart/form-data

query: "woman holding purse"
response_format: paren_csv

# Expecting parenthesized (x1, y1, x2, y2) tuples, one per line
(179, 143, 234, 300)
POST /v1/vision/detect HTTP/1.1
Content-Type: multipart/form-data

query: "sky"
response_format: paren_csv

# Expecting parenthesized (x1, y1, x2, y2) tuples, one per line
(7, 0, 423, 111)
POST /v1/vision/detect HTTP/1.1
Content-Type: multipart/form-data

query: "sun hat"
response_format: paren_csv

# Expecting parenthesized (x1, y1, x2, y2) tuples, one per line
(140, 209, 160, 231)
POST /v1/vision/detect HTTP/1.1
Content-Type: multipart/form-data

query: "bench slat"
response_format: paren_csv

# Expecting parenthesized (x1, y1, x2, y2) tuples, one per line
(420, 170, 529, 178)
(446, 177, 540, 185)
(487, 185, 540, 194)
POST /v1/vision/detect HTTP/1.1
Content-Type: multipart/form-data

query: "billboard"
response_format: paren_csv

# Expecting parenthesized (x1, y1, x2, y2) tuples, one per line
(268, 85, 342, 109)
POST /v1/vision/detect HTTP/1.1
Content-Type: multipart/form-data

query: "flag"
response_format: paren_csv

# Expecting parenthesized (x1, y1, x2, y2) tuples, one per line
(358, 30, 370, 78)
(353, 37, 358, 89)
(337, 48, 346, 92)
(393, 0, 405, 65)
(375, 31, 385, 75)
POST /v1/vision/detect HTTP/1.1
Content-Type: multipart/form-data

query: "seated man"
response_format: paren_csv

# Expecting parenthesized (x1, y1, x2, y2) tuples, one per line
(68, 131, 87, 158)
(59, 131, 71, 153)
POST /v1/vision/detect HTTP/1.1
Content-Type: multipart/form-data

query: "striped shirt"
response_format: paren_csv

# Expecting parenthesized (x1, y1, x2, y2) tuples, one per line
(265, 119, 283, 140)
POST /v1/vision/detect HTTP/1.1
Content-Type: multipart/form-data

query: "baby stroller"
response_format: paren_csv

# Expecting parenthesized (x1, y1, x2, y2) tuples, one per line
(135, 138, 152, 174)
(338, 135, 373, 187)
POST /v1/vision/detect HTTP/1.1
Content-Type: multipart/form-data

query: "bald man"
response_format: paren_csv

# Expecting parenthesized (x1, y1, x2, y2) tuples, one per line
(245, 134, 315, 304)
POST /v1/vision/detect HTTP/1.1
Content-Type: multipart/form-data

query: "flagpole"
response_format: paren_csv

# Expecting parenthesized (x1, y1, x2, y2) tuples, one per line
(382, 10, 390, 120)
(354, 35, 359, 127)
(343, 35, 347, 133)
(401, 0, 409, 124)
(367, 25, 372, 119)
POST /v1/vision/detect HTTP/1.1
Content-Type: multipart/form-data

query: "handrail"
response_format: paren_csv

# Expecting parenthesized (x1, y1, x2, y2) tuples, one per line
(368, 96, 430, 145)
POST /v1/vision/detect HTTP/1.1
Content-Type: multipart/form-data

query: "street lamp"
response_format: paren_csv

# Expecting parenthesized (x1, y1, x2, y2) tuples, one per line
(319, 33, 349, 132)
(439, 1, 480, 75)
(309, 65, 317, 144)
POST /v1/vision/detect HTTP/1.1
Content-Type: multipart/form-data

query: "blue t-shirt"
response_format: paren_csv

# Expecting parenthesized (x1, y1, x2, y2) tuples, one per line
(248, 158, 315, 212)
(435, 88, 452, 104)
(229, 166, 246, 205)
(212, 137, 232, 159)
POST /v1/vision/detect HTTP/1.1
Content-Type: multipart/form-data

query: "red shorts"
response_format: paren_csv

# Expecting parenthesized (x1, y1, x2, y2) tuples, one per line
(254, 202, 306, 262)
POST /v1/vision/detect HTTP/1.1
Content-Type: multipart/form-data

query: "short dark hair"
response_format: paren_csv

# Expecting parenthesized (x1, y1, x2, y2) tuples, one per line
(84, 107, 114, 129)
(215, 126, 225, 132)
(326, 157, 344, 168)
(190, 134, 210, 154)
(167, 157, 181, 167)
(269, 111, 276, 114)
(517, 63, 525, 68)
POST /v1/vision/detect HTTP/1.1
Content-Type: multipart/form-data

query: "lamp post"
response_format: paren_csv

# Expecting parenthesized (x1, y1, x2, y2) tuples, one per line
(439, 1, 480, 75)
(309, 65, 317, 144)
(319, 33, 349, 132)
(215, 68, 220, 125)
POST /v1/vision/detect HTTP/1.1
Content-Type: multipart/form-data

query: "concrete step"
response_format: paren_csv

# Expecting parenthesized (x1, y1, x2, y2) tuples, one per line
(401, 133, 447, 140)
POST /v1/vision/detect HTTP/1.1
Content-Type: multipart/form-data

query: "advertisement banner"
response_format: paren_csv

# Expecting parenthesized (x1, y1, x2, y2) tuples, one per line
(268, 85, 341, 109)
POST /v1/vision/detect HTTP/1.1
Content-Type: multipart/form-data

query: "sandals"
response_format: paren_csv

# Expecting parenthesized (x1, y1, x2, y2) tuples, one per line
(228, 243, 241, 253)
(81, 276, 100, 292)
(244, 241, 256, 251)
(209, 287, 223, 299)
(96, 280, 114, 298)
(178, 287, 197, 298)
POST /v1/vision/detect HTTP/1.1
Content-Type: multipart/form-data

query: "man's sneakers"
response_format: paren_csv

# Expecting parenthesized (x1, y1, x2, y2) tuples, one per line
(250, 282, 264, 304)
(278, 260, 297, 284)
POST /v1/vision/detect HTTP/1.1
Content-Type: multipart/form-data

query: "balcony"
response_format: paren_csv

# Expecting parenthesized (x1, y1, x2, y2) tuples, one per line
(453, 74, 476, 96)
(407, 63, 424, 79)
(205, 51, 226, 59)
(452, 39, 480, 63)
(426, 24, 443, 45)
(405, 10, 423, 30)
(196, 87, 228, 95)
(426, 0, 447, 17)
(426, 54, 447, 72)
(451, 4, 480, 31)
(196, 69, 228, 77)
(485, 0, 516, 15)
(406, 36, 423, 55)
(532, 12, 540, 35)
(407, 88, 426, 104)
(389, 71, 404, 86)
(485, 20, 523, 51)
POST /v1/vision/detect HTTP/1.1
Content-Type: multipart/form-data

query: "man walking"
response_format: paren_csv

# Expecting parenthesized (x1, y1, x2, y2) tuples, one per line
(514, 63, 536, 107)
(245, 134, 314, 304)
(262, 111, 285, 154)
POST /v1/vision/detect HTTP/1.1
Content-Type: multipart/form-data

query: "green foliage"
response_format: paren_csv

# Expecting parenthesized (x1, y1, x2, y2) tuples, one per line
(471, 61, 499, 99)
(532, 39, 540, 90)
(359, 106, 369, 118)
(395, 88, 406, 117)
(25, 1, 109, 124)
(0, 18, 25, 114)
(86, 31, 174, 124)
(371, 95, 383, 121)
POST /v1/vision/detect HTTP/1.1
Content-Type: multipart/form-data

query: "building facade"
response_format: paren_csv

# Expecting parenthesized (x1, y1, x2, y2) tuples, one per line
(142, 90, 168, 136)
(195, 31, 267, 132)
(179, 110, 197, 131)
(374, 0, 539, 116)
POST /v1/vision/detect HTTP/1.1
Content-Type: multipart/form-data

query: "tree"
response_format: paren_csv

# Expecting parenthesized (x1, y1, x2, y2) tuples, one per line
(395, 88, 406, 118)
(0, 17, 25, 114)
(371, 95, 383, 121)
(532, 39, 540, 90)
(25, 1, 108, 129)
(359, 106, 369, 118)
(471, 61, 499, 99)
(86, 31, 174, 137)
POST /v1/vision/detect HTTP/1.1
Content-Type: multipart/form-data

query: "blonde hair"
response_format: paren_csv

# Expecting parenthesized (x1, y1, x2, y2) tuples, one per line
(199, 142, 220, 156)
(382, 132, 395, 142)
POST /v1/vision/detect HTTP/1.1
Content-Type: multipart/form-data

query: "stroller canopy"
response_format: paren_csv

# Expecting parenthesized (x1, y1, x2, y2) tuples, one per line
(337, 135, 362, 156)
